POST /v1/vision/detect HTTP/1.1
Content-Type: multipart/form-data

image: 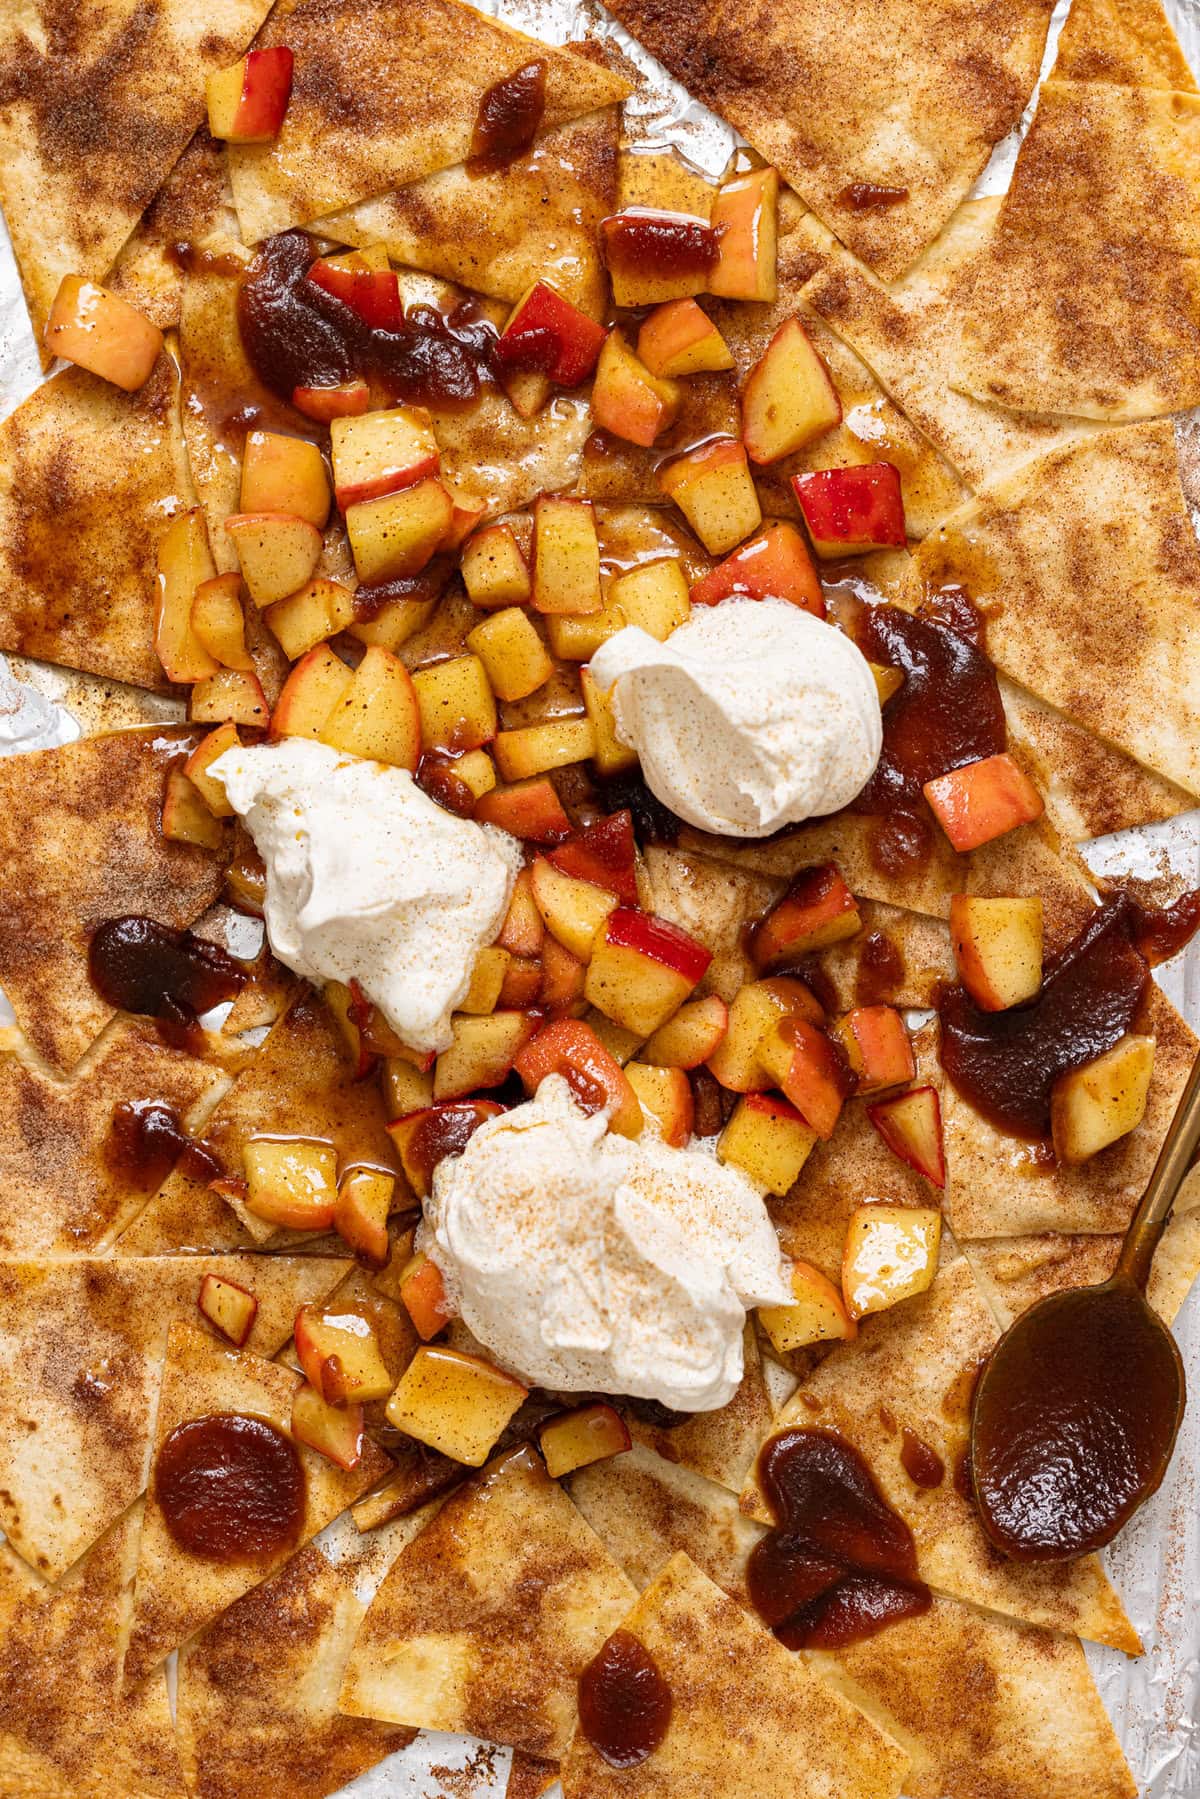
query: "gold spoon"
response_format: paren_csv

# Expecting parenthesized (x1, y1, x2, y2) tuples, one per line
(969, 1048, 1200, 1561)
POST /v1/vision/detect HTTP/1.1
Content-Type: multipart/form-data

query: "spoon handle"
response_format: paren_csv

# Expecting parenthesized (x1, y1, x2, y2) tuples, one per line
(1119, 1046, 1200, 1292)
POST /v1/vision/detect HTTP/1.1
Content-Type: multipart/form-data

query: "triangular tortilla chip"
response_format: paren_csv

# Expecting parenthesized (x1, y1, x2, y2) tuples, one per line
(226, 0, 629, 243)
(741, 1254, 1141, 1653)
(559, 1552, 909, 1799)
(1052, 0, 1198, 89)
(816, 902, 956, 1012)
(625, 1321, 774, 1495)
(318, 107, 617, 315)
(123, 1321, 389, 1682)
(120, 991, 402, 1253)
(0, 352, 193, 691)
(604, 0, 1051, 280)
(0, 1252, 350, 1581)
(175, 1543, 415, 1799)
(0, 727, 225, 1071)
(913, 422, 1200, 794)
(507, 1753, 560, 1799)
(0, 1505, 185, 1799)
(0, 0, 274, 353)
(0, 1017, 227, 1256)
(107, 129, 240, 331)
(951, 77, 1200, 418)
(339, 1443, 637, 1759)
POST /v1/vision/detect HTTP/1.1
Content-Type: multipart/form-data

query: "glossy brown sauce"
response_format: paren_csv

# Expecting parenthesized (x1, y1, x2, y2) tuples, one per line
(836, 182, 910, 211)
(239, 231, 498, 410)
(155, 1413, 306, 1562)
(578, 1628, 673, 1768)
(107, 1099, 221, 1191)
(748, 1428, 931, 1650)
(89, 916, 245, 1048)
(1126, 888, 1200, 966)
(855, 930, 905, 1005)
(468, 60, 546, 173)
(166, 240, 246, 279)
(899, 1429, 945, 1489)
(353, 560, 453, 623)
(400, 1103, 501, 1192)
(599, 212, 719, 284)
(939, 896, 1149, 1138)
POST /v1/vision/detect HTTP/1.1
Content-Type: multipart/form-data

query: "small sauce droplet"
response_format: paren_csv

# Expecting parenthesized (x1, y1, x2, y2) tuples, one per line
(836, 182, 910, 212)
(900, 1429, 945, 1489)
(154, 1413, 306, 1563)
(578, 1628, 673, 1768)
(468, 60, 546, 173)
(107, 1099, 221, 1192)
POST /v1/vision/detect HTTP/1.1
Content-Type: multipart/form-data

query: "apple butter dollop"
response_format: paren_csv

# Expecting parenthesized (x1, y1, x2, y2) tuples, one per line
(154, 1413, 306, 1563)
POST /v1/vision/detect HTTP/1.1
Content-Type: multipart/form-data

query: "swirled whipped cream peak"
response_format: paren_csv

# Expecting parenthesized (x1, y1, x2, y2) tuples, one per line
(420, 1074, 792, 1412)
(589, 596, 882, 838)
(209, 737, 521, 1054)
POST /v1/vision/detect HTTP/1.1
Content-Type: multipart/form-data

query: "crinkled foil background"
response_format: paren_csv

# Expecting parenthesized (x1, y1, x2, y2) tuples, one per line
(1, 1, 1198, 1792)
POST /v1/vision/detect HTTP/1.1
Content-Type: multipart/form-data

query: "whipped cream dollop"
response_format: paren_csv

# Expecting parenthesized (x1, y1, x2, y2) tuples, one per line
(589, 597, 882, 838)
(210, 738, 521, 1054)
(421, 1075, 792, 1411)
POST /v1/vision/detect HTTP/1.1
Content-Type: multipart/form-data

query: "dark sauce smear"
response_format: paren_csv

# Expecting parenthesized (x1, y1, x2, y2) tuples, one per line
(848, 601, 1006, 876)
(748, 1427, 931, 1651)
(578, 1628, 673, 1769)
(939, 896, 1149, 1139)
(899, 1429, 945, 1489)
(1123, 887, 1200, 967)
(836, 182, 910, 212)
(353, 559, 454, 623)
(594, 771, 681, 847)
(155, 1412, 306, 1563)
(599, 212, 719, 285)
(238, 230, 498, 410)
(89, 916, 245, 1050)
(468, 60, 546, 173)
(107, 1099, 221, 1192)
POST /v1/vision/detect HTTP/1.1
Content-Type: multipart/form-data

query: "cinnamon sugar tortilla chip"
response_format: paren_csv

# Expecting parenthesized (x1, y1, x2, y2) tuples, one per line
(741, 1254, 1141, 1653)
(0, 727, 224, 1071)
(107, 129, 239, 331)
(339, 1444, 637, 1759)
(175, 1543, 415, 1799)
(0, 352, 193, 691)
(226, 0, 629, 243)
(0, 0, 273, 355)
(506, 1753, 560, 1799)
(1052, 0, 1197, 89)
(559, 1552, 908, 1799)
(123, 1321, 389, 1683)
(0, 1253, 349, 1581)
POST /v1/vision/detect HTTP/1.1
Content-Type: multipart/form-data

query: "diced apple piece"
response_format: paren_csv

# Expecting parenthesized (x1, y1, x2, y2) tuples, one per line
(399, 1252, 453, 1341)
(44, 276, 163, 390)
(242, 1138, 338, 1229)
(689, 520, 823, 615)
(832, 1006, 915, 1094)
(867, 1086, 946, 1188)
(272, 644, 354, 740)
(191, 573, 253, 672)
(434, 1010, 539, 1101)
(600, 210, 718, 307)
(717, 1091, 817, 1193)
(591, 329, 683, 448)
(449, 750, 497, 802)
(548, 812, 638, 905)
(495, 280, 607, 386)
(462, 945, 511, 1015)
(642, 994, 728, 1069)
(585, 908, 712, 1038)
(347, 479, 453, 585)
(412, 653, 497, 754)
(318, 644, 421, 768)
(388, 1100, 505, 1198)
(742, 318, 841, 465)
(924, 755, 1045, 853)
(494, 716, 595, 781)
(546, 600, 626, 661)
(1050, 1035, 1155, 1166)
(295, 1304, 393, 1405)
(625, 1061, 693, 1145)
(757, 1017, 848, 1140)
(496, 867, 545, 959)
(585, 1010, 645, 1067)
(607, 559, 690, 640)
(499, 957, 543, 1009)
(162, 767, 224, 851)
(540, 936, 587, 1017)
(308, 260, 402, 331)
(474, 776, 571, 843)
(184, 723, 240, 817)
(292, 379, 370, 422)
(705, 975, 822, 1093)
(292, 1382, 365, 1470)
(190, 668, 270, 729)
(467, 607, 553, 702)
(241, 430, 330, 529)
(333, 1167, 394, 1266)
(659, 439, 761, 557)
(197, 1273, 258, 1348)
(750, 865, 861, 969)
(539, 1402, 631, 1479)
(842, 1203, 942, 1321)
(348, 583, 441, 653)
(707, 168, 779, 302)
(265, 576, 357, 660)
(532, 496, 602, 615)
(792, 463, 906, 556)
(226, 511, 323, 607)
(758, 1259, 857, 1352)
(637, 298, 734, 377)
(514, 1017, 643, 1138)
(383, 1057, 435, 1120)
(530, 856, 617, 960)
(206, 46, 293, 141)
(155, 508, 220, 684)
(949, 895, 1043, 1011)
(461, 524, 531, 609)
(580, 668, 638, 777)
(330, 407, 440, 509)
(385, 1344, 528, 1466)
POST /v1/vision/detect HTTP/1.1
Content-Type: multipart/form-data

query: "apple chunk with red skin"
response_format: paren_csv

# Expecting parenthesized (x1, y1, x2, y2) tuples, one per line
(708, 167, 779, 302)
(637, 298, 733, 377)
(272, 645, 354, 741)
(705, 975, 821, 1092)
(206, 46, 294, 141)
(530, 856, 617, 961)
(750, 864, 861, 970)
(591, 329, 682, 448)
(792, 463, 906, 556)
(474, 776, 571, 844)
(867, 1086, 946, 1188)
(347, 479, 453, 586)
(548, 811, 639, 905)
(308, 260, 402, 331)
(689, 520, 824, 615)
(45, 276, 163, 391)
(514, 1016, 643, 1139)
(841, 1203, 942, 1321)
(717, 1091, 816, 1194)
(292, 1382, 366, 1470)
(742, 319, 841, 465)
(387, 1100, 505, 1199)
(293, 378, 370, 422)
(197, 1274, 258, 1348)
(659, 438, 762, 557)
(832, 1005, 915, 1094)
(757, 1017, 849, 1141)
(330, 408, 440, 509)
(924, 754, 1045, 853)
(585, 908, 713, 1039)
(949, 895, 1043, 1011)
(758, 1259, 856, 1353)
(399, 1252, 453, 1340)
(385, 1345, 529, 1466)
(318, 644, 422, 769)
(642, 993, 728, 1069)
(495, 280, 607, 386)
(294, 1305, 394, 1406)
(539, 1403, 631, 1478)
